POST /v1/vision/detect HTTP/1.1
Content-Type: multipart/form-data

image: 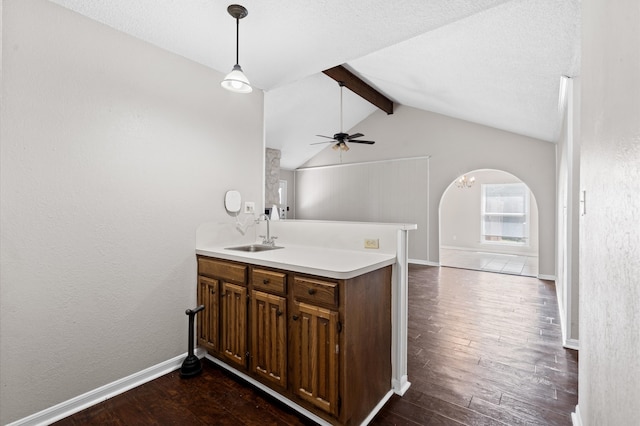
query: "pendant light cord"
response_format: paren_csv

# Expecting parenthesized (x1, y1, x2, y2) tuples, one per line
(340, 84, 344, 132)
(235, 18, 240, 66)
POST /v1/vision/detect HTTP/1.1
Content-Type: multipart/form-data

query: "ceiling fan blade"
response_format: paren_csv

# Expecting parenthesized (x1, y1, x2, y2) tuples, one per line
(346, 133, 364, 140)
(310, 141, 335, 145)
(315, 134, 335, 139)
(349, 140, 375, 145)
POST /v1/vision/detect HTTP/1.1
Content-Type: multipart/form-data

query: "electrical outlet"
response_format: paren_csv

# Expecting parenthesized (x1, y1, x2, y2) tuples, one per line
(244, 201, 255, 214)
(364, 238, 379, 249)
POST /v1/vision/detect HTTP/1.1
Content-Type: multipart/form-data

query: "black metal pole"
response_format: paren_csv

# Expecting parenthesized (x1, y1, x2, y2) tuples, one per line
(180, 305, 205, 378)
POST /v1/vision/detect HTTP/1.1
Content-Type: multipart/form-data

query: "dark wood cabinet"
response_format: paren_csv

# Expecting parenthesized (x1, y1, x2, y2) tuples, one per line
(291, 301, 339, 416)
(220, 282, 247, 368)
(196, 254, 392, 426)
(251, 290, 287, 388)
(197, 276, 219, 352)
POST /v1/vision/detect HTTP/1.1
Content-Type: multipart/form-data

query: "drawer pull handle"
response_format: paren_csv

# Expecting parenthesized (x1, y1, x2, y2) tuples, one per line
(292, 315, 299, 321)
(307, 288, 317, 295)
(263, 279, 270, 285)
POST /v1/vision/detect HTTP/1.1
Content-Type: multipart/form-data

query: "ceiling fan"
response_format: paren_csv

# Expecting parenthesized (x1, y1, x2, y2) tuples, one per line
(312, 82, 375, 152)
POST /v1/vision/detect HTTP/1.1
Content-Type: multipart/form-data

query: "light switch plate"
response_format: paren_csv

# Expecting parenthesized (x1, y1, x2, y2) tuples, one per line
(364, 238, 379, 249)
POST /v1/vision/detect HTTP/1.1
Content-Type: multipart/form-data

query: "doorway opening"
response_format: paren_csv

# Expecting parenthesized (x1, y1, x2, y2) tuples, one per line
(439, 169, 539, 277)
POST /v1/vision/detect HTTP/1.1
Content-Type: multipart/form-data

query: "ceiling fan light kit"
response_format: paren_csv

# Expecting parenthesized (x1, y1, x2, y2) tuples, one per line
(221, 4, 252, 94)
(313, 81, 376, 152)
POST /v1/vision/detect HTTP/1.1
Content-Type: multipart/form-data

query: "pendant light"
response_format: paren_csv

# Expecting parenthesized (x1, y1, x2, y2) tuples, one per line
(221, 4, 252, 94)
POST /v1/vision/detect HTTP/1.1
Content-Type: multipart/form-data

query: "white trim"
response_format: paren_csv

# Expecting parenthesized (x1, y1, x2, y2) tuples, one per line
(556, 282, 569, 346)
(391, 230, 411, 396)
(207, 354, 394, 426)
(572, 404, 583, 426)
(296, 155, 431, 171)
(409, 258, 439, 267)
(360, 390, 394, 425)
(391, 375, 411, 396)
(537, 274, 556, 281)
(554, 268, 579, 350)
(206, 355, 332, 425)
(207, 355, 394, 426)
(564, 338, 580, 351)
(426, 156, 430, 261)
(7, 348, 206, 426)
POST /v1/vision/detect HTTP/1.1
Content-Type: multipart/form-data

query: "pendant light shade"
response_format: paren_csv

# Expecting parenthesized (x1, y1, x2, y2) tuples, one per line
(221, 4, 252, 94)
(221, 64, 252, 93)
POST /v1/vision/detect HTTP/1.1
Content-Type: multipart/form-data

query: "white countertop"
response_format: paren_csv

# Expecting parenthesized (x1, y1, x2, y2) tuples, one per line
(196, 244, 396, 279)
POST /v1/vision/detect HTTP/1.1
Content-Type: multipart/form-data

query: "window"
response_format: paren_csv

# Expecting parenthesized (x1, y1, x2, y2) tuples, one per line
(278, 180, 287, 219)
(481, 183, 529, 245)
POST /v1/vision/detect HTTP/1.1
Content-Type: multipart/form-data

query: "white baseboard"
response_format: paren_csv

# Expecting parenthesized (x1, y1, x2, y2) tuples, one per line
(564, 338, 580, 351)
(554, 285, 580, 351)
(206, 354, 392, 426)
(572, 405, 583, 426)
(360, 390, 394, 425)
(409, 258, 439, 266)
(392, 375, 411, 396)
(7, 348, 205, 426)
(206, 354, 332, 426)
(537, 274, 556, 281)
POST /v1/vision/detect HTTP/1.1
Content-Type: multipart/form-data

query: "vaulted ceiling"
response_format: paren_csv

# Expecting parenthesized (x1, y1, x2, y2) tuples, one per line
(49, 0, 581, 169)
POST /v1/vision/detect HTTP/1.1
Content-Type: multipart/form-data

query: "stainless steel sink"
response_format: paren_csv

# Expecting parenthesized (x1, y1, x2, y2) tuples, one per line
(225, 244, 284, 252)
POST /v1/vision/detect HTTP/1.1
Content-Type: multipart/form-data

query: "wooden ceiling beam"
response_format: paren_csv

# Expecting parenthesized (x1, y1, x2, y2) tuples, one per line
(322, 65, 394, 115)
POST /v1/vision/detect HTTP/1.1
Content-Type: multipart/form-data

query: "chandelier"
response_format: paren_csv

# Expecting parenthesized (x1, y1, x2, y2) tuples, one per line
(456, 175, 475, 188)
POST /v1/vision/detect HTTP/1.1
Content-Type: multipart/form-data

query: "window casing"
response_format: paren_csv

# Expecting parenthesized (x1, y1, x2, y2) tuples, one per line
(481, 183, 530, 245)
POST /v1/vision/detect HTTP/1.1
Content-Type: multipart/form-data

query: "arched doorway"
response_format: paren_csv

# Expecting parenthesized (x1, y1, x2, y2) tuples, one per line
(439, 169, 539, 276)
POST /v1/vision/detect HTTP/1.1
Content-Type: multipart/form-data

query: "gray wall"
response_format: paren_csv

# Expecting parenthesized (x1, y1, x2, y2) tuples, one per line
(440, 169, 539, 257)
(295, 157, 429, 261)
(302, 105, 556, 276)
(578, 0, 640, 424)
(0, 0, 264, 423)
(280, 169, 296, 219)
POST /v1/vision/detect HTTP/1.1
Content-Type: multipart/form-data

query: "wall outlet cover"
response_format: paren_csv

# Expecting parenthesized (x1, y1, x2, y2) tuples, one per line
(244, 201, 255, 214)
(364, 238, 380, 249)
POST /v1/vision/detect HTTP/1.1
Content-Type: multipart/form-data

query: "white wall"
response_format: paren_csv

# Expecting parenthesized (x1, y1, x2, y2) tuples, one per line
(440, 169, 539, 257)
(577, 0, 640, 424)
(302, 105, 556, 276)
(0, 1, 264, 423)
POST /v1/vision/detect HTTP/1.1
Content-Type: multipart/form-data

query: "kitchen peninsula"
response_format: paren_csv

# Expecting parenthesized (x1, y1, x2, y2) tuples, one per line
(195, 220, 416, 426)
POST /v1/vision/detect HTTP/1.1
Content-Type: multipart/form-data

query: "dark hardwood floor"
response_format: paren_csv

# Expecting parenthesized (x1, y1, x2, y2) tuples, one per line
(54, 265, 578, 425)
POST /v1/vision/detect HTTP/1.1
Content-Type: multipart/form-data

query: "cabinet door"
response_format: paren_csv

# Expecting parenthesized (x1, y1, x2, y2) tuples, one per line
(221, 282, 247, 368)
(251, 290, 287, 388)
(291, 301, 339, 416)
(197, 276, 219, 351)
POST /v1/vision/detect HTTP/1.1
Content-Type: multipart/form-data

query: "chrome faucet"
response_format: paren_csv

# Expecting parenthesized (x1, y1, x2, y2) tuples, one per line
(257, 214, 277, 246)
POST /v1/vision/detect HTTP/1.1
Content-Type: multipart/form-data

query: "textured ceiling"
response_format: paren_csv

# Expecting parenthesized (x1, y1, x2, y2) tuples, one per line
(49, 0, 581, 169)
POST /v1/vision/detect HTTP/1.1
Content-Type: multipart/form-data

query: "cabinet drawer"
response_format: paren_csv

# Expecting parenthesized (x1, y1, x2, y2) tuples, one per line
(252, 268, 287, 294)
(198, 258, 246, 284)
(293, 276, 338, 307)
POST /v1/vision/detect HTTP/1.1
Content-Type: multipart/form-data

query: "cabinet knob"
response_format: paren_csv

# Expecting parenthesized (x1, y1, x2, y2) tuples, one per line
(292, 315, 299, 321)
(276, 310, 283, 317)
(307, 288, 317, 295)
(210, 289, 216, 295)
(220, 292, 227, 298)
(263, 279, 270, 285)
